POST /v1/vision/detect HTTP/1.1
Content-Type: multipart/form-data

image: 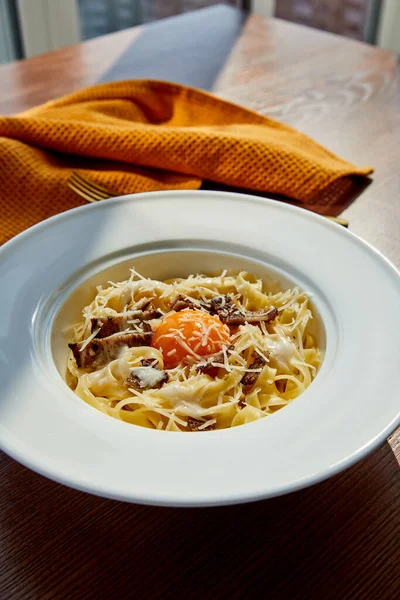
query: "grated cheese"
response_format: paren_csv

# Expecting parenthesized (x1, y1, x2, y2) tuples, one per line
(254, 347, 270, 363)
(174, 336, 201, 360)
(69, 268, 320, 432)
(78, 327, 101, 352)
(221, 344, 231, 372)
(198, 419, 217, 430)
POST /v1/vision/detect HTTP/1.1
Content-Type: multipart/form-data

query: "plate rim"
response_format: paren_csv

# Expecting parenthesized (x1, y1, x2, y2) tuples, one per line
(1, 189, 399, 507)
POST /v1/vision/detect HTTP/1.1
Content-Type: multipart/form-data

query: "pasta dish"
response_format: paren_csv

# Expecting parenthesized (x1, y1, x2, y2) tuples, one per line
(67, 269, 321, 431)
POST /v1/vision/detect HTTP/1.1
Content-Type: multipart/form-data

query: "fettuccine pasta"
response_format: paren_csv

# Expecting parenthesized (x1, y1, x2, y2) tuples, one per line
(67, 269, 321, 431)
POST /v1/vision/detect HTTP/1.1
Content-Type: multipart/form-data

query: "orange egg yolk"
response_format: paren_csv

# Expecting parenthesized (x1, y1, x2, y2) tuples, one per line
(152, 310, 231, 367)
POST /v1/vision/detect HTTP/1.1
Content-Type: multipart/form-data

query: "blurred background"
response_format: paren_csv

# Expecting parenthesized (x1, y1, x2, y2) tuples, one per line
(0, 0, 399, 64)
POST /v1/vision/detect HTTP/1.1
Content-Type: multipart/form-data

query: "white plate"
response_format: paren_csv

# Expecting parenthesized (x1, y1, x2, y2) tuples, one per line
(0, 191, 399, 507)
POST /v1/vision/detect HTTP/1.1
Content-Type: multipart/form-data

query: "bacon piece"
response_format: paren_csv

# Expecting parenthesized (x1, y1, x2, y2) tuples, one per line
(221, 307, 278, 326)
(69, 331, 152, 369)
(91, 309, 162, 338)
(211, 296, 278, 326)
(170, 295, 209, 313)
(240, 354, 266, 389)
(196, 345, 234, 375)
(187, 417, 216, 431)
(170, 294, 278, 326)
(125, 359, 169, 390)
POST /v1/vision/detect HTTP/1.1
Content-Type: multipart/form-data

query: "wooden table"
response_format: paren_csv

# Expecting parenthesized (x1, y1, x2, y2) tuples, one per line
(0, 8, 399, 599)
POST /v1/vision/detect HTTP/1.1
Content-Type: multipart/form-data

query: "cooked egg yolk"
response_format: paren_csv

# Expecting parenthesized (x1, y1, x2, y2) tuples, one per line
(152, 310, 231, 367)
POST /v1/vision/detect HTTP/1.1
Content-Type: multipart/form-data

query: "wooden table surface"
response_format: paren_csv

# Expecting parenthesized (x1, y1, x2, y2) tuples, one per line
(0, 8, 399, 599)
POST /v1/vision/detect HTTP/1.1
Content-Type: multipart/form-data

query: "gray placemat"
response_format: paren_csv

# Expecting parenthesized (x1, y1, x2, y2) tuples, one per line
(99, 5, 245, 90)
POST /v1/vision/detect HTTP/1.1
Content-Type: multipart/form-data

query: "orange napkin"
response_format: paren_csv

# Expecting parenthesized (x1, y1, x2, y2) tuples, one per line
(0, 79, 372, 245)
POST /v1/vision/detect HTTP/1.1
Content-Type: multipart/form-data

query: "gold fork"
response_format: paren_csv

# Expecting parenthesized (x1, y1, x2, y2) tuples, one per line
(67, 171, 349, 227)
(67, 172, 113, 203)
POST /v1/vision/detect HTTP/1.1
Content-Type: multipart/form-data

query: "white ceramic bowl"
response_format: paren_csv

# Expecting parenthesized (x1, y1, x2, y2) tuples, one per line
(0, 190, 399, 506)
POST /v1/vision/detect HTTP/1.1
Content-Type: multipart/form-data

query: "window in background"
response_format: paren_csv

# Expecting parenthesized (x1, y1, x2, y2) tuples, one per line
(0, 0, 22, 64)
(78, 0, 242, 40)
(275, 0, 377, 42)
(143, 0, 240, 20)
(0, 0, 392, 64)
(79, 0, 143, 40)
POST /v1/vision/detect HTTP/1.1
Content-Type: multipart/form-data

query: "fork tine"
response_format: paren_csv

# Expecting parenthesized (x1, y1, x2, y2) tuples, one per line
(69, 174, 110, 201)
(67, 179, 100, 202)
(326, 216, 349, 227)
(71, 172, 114, 197)
(69, 175, 110, 200)
(68, 177, 106, 201)
(70, 176, 108, 197)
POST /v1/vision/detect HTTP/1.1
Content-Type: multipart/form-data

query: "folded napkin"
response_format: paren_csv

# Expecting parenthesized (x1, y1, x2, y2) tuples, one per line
(0, 80, 372, 244)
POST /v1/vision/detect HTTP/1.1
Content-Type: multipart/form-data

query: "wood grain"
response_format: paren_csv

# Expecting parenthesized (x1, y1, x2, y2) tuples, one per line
(0, 27, 141, 115)
(0, 441, 398, 599)
(214, 16, 400, 266)
(0, 13, 399, 599)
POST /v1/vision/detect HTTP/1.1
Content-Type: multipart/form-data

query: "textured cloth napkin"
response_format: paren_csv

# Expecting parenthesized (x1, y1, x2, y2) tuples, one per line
(0, 80, 372, 244)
